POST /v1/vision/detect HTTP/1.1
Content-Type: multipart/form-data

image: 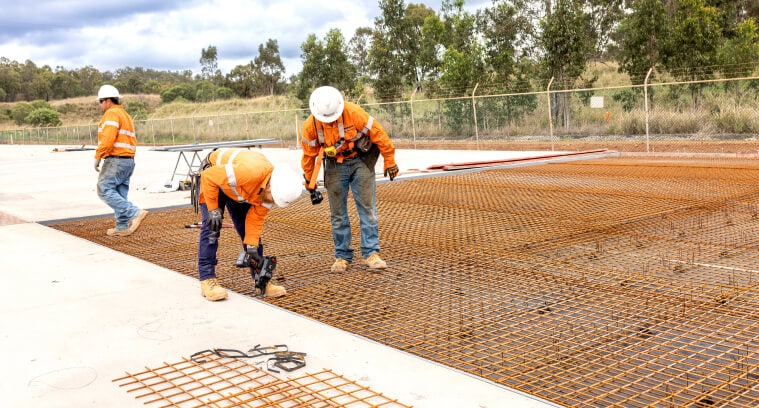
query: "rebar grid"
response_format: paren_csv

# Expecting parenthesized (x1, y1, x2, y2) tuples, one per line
(55, 156, 759, 407)
(112, 353, 410, 407)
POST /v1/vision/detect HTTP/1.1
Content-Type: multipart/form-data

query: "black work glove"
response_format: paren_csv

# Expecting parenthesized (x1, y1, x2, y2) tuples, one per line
(205, 208, 223, 233)
(246, 245, 263, 266)
(384, 165, 399, 181)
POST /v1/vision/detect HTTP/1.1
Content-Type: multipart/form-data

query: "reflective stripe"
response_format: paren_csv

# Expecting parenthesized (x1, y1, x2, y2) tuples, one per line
(363, 116, 374, 135)
(118, 129, 136, 138)
(305, 138, 318, 147)
(113, 142, 136, 151)
(102, 120, 120, 128)
(316, 129, 325, 145)
(224, 163, 245, 202)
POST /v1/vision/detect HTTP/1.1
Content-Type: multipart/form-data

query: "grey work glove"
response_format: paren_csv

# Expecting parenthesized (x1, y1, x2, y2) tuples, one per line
(94, 159, 101, 172)
(384, 165, 399, 181)
(205, 208, 223, 233)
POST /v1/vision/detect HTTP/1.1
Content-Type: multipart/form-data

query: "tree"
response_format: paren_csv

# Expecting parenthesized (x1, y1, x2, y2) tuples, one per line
(348, 27, 374, 80)
(200, 45, 221, 85)
(0, 58, 22, 101)
(296, 29, 356, 103)
(718, 17, 759, 100)
(538, 0, 595, 128)
(226, 63, 256, 97)
(253, 39, 285, 96)
(663, 0, 722, 109)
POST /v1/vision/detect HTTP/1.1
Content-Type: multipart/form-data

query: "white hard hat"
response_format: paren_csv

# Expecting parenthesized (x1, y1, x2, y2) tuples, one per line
(309, 86, 344, 123)
(270, 164, 304, 207)
(97, 85, 120, 100)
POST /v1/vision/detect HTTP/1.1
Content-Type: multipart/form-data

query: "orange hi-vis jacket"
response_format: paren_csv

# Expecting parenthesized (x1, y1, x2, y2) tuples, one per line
(301, 101, 396, 181)
(95, 104, 137, 160)
(199, 148, 273, 246)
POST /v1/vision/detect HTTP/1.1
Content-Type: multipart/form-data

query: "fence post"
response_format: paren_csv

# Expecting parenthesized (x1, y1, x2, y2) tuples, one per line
(547, 77, 555, 151)
(472, 82, 480, 150)
(410, 86, 418, 149)
(644, 67, 653, 153)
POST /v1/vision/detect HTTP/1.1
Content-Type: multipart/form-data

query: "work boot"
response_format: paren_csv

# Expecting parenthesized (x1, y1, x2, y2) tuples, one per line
(331, 258, 349, 273)
(264, 282, 286, 298)
(200, 278, 228, 301)
(129, 210, 149, 233)
(107, 227, 132, 237)
(364, 253, 387, 269)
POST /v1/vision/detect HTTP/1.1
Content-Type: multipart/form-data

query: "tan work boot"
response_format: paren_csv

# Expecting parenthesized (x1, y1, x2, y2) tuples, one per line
(365, 253, 387, 269)
(107, 227, 132, 237)
(200, 278, 228, 301)
(129, 210, 149, 233)
(331, 258, 349, 273)
(264, 282, 287, 298)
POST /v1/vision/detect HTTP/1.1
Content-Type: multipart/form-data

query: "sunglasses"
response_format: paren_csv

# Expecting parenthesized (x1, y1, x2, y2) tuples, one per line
(98, 99, 107, 104)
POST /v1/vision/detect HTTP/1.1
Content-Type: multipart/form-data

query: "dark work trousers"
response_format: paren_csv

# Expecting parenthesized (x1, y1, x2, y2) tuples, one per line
(197, 188, 263, 281)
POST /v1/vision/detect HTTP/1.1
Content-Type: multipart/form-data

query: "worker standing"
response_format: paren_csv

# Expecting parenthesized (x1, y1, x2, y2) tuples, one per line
(93, 84, 148, 237)
(301, 86, 399, 273)
(195, 148, 304, 301)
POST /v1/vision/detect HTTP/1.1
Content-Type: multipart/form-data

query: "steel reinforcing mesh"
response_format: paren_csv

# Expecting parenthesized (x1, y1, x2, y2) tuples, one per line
(53, 156, 759, 408)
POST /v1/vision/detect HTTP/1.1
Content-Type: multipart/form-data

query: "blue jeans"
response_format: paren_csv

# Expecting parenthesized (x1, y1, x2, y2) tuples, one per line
(97, 157, 140, 230)
(197, 187, 262, 281)
(324, 157, 380, 262)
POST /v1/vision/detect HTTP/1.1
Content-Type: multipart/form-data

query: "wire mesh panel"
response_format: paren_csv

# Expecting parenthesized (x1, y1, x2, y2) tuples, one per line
(113, 353, 411, 408)
(56, 155, 759, 407)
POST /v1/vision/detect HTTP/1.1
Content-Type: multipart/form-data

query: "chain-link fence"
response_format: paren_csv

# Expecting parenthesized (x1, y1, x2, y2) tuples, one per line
(2, 75, 758, 153)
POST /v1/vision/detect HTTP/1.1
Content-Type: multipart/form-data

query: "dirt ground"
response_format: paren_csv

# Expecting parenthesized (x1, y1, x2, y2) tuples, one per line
(394, 140, 759, 154)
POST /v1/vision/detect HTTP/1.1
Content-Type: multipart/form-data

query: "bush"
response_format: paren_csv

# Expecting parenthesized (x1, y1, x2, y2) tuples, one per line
(216, 87, 234, 100)
(126, 101, 148, 120)
(25, 108, 62, 126)
(11, 102, 33, 125)
(160, 84, 195, 103)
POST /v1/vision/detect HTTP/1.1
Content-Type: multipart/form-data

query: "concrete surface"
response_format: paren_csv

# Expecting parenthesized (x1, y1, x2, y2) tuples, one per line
(0, 144, 589, 407)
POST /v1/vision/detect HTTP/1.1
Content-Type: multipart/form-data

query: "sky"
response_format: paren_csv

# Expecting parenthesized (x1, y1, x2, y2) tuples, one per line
(0, 0, 489, 78)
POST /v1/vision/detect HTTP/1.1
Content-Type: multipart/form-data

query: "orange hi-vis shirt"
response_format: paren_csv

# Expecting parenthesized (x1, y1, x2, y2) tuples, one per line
(95, 104, 137, 159)
(301, 101, 396, 181)
(199, 148, 273, 245)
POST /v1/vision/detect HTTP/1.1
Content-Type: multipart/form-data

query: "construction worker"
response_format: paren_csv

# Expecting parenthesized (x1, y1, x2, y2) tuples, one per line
(93, 84, 148, 237)
(301, 86, 399, 273)
(196, 148, 304, 301)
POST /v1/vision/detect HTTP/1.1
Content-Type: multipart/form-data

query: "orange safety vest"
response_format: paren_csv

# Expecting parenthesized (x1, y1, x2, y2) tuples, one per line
(95, 105, 137, 159)
(300, 101, 396, 182)
(199, 148, 273, 245)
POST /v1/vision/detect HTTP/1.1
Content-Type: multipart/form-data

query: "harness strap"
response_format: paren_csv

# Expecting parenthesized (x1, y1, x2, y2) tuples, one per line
(308, 147, 324, 191)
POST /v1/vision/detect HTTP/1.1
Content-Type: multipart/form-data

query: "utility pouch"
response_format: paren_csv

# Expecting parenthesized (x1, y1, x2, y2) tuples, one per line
(359, 143, 380, 171)
(354, 132, 372, 153)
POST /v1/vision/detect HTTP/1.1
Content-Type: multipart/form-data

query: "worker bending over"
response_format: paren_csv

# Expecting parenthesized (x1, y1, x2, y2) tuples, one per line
(195, 148, 303, 301)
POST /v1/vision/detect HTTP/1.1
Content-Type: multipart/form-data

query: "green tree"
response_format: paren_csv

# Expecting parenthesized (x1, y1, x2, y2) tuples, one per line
(538, 0, 595, 128)
(296, 29, 356, 104)
(663, 0, 722, 109)
(348, 27, 374, 80)
(0, 58, 23, 102)
(226, 63, 256, 97)
(718, 17, 759, 100)
(200, 45, 221, 84)
(29, 68, 54, 101)
(253, 39, 285, 96)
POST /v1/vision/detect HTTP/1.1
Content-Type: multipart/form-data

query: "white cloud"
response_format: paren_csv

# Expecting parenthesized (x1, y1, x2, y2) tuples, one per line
(0, 0, 488, 77)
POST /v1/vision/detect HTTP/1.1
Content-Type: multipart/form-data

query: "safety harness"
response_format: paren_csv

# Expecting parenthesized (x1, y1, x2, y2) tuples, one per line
(305, 113, 374, 191)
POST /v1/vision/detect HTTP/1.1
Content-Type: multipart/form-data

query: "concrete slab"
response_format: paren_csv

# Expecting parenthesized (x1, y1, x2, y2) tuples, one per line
(0, 144, 573, 407)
